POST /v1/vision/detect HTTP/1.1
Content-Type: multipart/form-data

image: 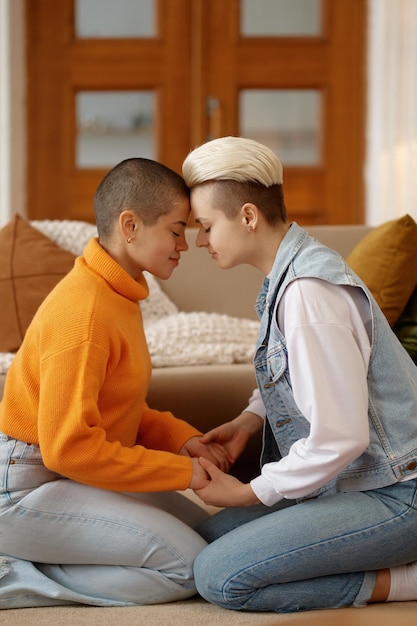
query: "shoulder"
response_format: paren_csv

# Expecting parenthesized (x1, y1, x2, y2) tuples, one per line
(281, 278, 366, 327)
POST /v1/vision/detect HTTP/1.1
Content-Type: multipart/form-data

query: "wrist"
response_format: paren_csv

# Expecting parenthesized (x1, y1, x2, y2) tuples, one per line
(241, 483, 261, 506)
(237, 411, 263, 436)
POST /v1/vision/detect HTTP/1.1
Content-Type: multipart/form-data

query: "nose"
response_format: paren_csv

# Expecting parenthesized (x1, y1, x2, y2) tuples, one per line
(177, 233, 189, 252)
(196, 229, 209, 248)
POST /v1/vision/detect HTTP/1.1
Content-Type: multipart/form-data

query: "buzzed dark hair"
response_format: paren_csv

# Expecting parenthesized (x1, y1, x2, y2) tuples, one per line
(94, 158, 190, 240)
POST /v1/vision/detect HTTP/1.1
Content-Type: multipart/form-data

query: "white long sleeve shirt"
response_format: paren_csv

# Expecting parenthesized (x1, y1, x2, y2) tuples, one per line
(248, 277, 372, 506)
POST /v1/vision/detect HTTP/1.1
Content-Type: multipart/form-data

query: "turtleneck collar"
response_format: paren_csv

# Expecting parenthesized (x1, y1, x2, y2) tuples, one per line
(83, 238, 149, 302)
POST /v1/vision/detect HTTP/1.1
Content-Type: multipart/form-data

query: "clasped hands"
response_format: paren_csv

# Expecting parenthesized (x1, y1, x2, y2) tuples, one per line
(179, 411, 263, 508)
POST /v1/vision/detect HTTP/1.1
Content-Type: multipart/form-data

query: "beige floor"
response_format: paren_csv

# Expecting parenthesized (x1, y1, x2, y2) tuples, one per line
(1, 599, 416, 626)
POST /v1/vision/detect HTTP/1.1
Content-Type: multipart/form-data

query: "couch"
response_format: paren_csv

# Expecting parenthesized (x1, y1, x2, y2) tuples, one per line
(1, 218, 417, 624)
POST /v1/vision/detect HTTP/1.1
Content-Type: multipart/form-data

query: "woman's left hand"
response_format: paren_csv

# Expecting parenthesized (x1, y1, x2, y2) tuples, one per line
(194, 457, 260, 508)
(179, 436, 231, 473)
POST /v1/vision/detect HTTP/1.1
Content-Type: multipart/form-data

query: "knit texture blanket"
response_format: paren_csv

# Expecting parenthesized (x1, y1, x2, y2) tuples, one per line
(145, 312, 259, 367)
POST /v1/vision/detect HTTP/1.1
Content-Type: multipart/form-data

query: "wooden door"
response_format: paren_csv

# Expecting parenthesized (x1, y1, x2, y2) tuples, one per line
(192, 0, 366, 224)
(26, 0, 365, 224)
(26, 0, 192, 222)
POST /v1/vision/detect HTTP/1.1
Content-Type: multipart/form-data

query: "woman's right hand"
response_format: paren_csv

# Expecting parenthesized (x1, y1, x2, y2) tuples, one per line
(199, 411, 264, 466)
(189, 457, 211, 490)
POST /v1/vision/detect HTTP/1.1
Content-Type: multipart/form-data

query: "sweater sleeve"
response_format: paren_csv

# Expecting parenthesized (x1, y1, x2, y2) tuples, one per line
(136, 403, 202, 452)
(36, 342, 197, 493)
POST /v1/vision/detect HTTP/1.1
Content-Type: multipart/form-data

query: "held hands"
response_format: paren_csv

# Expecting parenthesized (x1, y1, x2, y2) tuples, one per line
(180, 411, 263, 499)
(194, 457, 260, 508)
(189, 457, 211, 491)
(199, 411, 263, 465)
(179, 436, 231, 472)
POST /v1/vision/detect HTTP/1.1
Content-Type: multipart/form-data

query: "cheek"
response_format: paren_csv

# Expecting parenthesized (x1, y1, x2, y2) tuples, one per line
(136, 241, 168, 268)
(212, 227, 235, 251)
(150, 237, 174, 255)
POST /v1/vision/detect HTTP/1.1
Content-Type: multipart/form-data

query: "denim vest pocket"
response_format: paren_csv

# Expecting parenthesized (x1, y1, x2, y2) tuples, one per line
(265, 349, 287, 385)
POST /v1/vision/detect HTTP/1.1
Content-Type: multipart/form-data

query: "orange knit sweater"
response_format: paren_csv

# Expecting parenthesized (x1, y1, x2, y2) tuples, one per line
(0, 238, 200, 492)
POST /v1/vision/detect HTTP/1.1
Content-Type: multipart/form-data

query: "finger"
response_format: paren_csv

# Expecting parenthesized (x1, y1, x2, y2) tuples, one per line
(206, 447, 231, 472)
(198, 456, 222, 479)
(200, 430, 222, 444)
(215, 448, 235, 469)
(193, 487, 210, 503)
(199, 441, 226, 461)
(210, 440, 233, 456)
(208, 443, 229, 463)
(198, 455, 214, 469)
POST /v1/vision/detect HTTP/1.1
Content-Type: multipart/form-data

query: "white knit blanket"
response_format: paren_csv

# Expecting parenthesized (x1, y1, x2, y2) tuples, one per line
(0, 220, 259, 373)
(145, 312, 259, 367)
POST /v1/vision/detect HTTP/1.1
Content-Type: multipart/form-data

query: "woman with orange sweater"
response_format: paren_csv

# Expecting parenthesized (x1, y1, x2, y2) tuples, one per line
(0, 158, 227, 608)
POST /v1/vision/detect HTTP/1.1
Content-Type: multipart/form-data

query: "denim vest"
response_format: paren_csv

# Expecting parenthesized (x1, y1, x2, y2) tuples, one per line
(255, 223, 417, 500)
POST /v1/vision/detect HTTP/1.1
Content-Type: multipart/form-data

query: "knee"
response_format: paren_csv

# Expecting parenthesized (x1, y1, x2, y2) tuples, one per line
(194, 549, 224, 605)
(194, 547, 244, 610)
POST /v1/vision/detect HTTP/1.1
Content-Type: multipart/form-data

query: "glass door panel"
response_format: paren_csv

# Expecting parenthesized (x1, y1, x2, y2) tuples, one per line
(76, 91, 155, 168)
(75, 0, 155, 38)
(241, 0, 321, 37)
(240, 89, 321, 166)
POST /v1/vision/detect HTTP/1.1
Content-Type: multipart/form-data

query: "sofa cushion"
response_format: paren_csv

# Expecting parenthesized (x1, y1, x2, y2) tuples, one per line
(346, 214, 417, 326)
(0, 215, 76, 352)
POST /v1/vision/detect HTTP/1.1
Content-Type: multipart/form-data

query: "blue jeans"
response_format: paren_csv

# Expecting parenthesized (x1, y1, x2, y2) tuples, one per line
(194, 479, 417, 613)
(0, 434, 209, 608)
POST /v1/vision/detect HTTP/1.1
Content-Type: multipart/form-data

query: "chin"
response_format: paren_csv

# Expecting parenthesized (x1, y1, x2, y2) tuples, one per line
(156, 268, 174, 280)
(217, 259, 237, 270)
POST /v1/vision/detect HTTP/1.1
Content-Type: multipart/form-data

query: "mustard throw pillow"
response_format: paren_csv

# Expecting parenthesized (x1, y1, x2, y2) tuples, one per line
(0, 214, 76, 352)
(346, 214, 417, 327)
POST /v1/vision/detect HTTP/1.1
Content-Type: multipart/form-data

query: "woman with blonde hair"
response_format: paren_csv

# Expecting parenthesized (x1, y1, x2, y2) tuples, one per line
(182, 136, 417, 613)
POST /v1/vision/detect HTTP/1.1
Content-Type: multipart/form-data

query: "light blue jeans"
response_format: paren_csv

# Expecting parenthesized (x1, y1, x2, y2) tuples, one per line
(194, 479, 417, 613)
(0, 433, 209, 608)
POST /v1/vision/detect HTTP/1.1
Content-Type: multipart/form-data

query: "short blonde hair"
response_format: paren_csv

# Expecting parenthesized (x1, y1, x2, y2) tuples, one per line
(182, 136, 283, 188)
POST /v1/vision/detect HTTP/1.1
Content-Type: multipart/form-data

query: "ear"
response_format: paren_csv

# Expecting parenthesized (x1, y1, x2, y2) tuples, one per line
(119, 209, 141, 241)
(240, 203, 258, 232)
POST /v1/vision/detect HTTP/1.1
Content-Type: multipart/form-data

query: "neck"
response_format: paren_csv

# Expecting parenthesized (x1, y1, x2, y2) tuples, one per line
(251, 222, 290, 274)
